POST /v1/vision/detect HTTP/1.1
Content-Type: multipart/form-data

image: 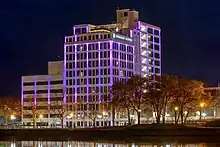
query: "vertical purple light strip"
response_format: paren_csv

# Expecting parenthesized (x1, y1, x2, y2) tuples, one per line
(86, 25, 89, 33)
(34, 77, 37, 105)
(146, 25, 149, 76)
(118, 43, 121, 81)
(130, 30, 133, 38)
(125, 45, 128, 81)
(159, 29, 161, 75)
(109, 41, 113, 102)
(74, 44, 77, 103)
(73, 27, 75, 35)
(137, 21, 141, 30)
(133, 45, 136, 75)
(86, 43, 89, 103)
(21, 77, 24, 104)
(98, 41, 101, 103)
(110, 41, 113, 86)
(47, 76, 50, 104)
(139, 30, 142, 76)
(64, 44, 67, 104)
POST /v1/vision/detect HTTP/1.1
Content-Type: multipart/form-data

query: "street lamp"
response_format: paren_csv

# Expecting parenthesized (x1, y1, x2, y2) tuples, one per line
(10, 114, 16, 129)
(200, 102, 205, 120)
(174, 107, 178, 111)
(174, 107, 178, 124)
(39, 114, 43, 119)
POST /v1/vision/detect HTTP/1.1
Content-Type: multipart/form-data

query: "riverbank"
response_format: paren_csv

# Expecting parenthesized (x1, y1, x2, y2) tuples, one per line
(1, 124, 220, 142)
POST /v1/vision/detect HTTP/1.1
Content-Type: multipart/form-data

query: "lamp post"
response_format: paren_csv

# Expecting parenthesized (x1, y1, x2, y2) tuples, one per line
(174, 106, 178, 124)
(39, 114, 43, 128)
(67, 113, 73, 128)
(200, 102, 205, 120)
(10, 114, 16, 129)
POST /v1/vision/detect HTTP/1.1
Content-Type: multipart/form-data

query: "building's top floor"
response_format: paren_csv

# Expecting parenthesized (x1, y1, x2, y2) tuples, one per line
(48, 61, 63, 75)
(64, 29, 133, 45)
(22, 61, 63, 82)
(22, 74, 62, 83)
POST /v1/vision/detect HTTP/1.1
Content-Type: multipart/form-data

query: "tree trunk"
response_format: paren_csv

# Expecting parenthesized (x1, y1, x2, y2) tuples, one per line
(162, 109, 166, 124)
(156, 112, 161, 124)
(33, 114, 36, 128)
(112, 107, 115, 126)
(180, 109, 184, 124)
(61, 119, 64, 128)
(174, 111, 177, 124)
(184, 112, 189, 124)
(137, 111, 141, 124)
(93, 119, 96, 127)
(5, 116, 8, 128)
(127, 108, 131, 125)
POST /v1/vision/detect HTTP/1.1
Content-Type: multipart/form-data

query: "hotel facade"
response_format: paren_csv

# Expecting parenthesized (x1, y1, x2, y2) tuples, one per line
(21, 8, 161, 127)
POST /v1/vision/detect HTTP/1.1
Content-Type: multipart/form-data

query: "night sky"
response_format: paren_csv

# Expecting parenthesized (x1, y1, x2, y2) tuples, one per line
(0, 0, 220, 97)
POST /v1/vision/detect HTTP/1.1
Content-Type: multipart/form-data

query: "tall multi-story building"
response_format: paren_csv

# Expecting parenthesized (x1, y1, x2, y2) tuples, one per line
(21, 61, 64, 127)
(64, 25, 135, 127)
(63, 8, 161, 127)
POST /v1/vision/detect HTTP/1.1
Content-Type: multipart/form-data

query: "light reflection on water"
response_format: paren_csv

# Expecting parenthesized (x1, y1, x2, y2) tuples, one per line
(0, 141, 217, 147)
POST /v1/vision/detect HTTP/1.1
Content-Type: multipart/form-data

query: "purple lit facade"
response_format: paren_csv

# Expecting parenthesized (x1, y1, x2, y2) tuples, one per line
(133, 21, 161, 77)
(64, 25, 134, 127)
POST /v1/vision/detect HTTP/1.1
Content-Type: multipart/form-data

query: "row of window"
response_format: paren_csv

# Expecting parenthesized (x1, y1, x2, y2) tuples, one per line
(148, 36, 160, 43)
(66, 50, 134, 61)
(23, 80, 63, 86)
(67, 94, 109, 102)
(23, 97, 62, 102)
(23, 114, 63, 119)
(65, 43, 133, 53)
(66, 33, 112, 43)
(142, 67, 160, 73)
(66, 68, 133, 78)
(23, 105, 63, 110)
(142, 44, 160, 51)
(23, 89, 63, 94)
(139, 26, 160, 36)
(147, 28, 160, 35)
(66, 59, 133, 69)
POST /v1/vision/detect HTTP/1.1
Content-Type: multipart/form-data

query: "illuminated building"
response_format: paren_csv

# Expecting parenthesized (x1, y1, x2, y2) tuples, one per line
(64, 8, 161, 127)
(21, 61, 64, 127)
(64, 25, 135, 127)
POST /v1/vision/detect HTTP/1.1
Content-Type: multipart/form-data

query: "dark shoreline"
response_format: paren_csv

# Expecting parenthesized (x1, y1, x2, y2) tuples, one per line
(1, 124, 220, 142)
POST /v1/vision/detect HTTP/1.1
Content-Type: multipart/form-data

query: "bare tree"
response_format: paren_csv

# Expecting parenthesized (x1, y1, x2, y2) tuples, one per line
(23, 98, 38, 128)
(50, 101, 68, 128)
(0, 98, 21, 128)
(127, 75, 148, 124)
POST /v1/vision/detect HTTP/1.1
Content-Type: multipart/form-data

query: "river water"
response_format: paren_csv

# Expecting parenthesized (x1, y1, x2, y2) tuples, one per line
(0, 141, 220, 147)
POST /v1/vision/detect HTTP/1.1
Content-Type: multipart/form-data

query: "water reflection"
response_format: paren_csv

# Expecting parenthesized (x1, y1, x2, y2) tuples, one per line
(0, 141, 217, 147)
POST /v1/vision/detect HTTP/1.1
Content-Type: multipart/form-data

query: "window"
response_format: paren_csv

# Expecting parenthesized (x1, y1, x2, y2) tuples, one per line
(154, 44, 159, 50)
(88, 36, 91, 40)
(154, 30, 160, 35)
(147, 28, 153, 34)
(124, 12, 128, 16)
(155, 68, 160, 73)
(75, 28, 81, 35)
(23, 82, 34, 86)
(155, 60, 160, 66)
(154, 53, 160, 59)
(82, 28, 86, 33)
(154, 37, 159, 43)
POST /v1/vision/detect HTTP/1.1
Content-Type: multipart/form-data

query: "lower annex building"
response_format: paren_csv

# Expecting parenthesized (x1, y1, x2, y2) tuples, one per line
(22, 61, 64, 127)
